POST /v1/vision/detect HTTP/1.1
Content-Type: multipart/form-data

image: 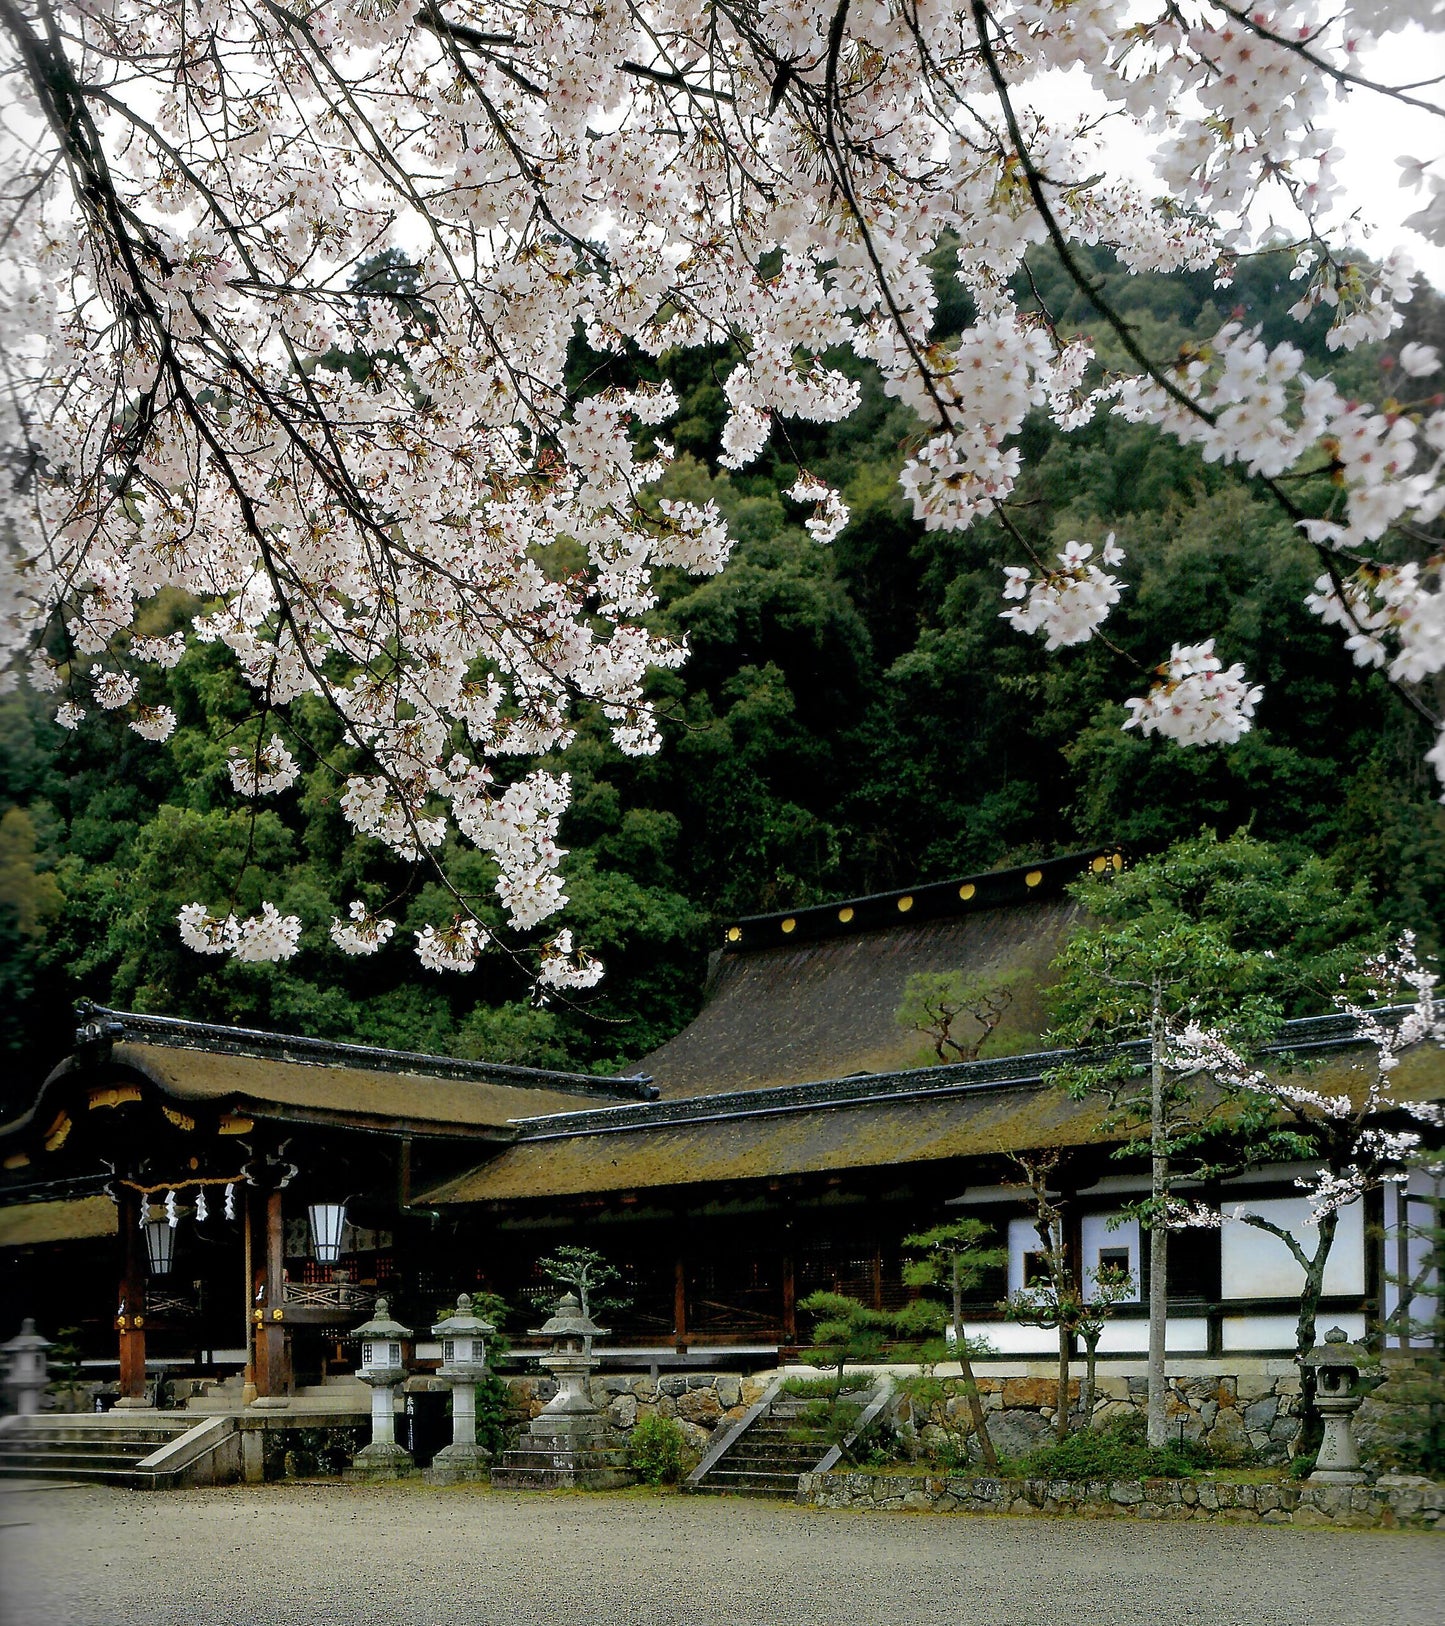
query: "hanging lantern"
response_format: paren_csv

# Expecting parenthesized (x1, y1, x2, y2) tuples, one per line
(308, 1202, 347, 1264)
(143, 1217, 176, 1276)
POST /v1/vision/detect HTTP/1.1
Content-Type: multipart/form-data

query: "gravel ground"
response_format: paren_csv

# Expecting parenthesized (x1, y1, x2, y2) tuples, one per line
(1, 1481, 1440, 1626)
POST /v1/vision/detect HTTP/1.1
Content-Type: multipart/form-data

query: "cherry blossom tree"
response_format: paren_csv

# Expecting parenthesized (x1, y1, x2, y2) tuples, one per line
(1, 0, 1442, 977)
(1175, 933, 1445, 1376)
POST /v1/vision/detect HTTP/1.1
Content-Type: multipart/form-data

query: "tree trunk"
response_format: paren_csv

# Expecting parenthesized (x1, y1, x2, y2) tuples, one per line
(1081, 1331, 1101, 1424)
(1294, 1209, 1340, 1452)
(1055, 1319, 1071, 1440)
(953, 1260, 999, 1468)
(1147, 982, 1169, 1448)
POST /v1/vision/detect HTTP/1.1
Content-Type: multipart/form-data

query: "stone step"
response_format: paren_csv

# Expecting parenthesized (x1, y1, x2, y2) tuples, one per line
(0, 1462, 146, 1485)
(0, 1456, 156, 1482)
(497, 1449, 630, 1472)
(703, 1471, 803, 1490)
(489, 1465, 634, 1491)
(0, 1430, 184, 1456)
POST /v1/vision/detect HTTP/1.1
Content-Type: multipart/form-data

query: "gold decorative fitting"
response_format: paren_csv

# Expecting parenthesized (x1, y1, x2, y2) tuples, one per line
(272, 1308, 284, 1321)
(1091, 855, 1108, 873)
(1025, 870, 1043, 887)
(89, 1084, 142, 1111)
(44, 1113, 71, 1152)
(218, 1114, 254, 1135)
(3, 1153, 30, 1170)
(837, 906, 854, 923)
(134, 1316, 144, 1328)
(1112, 852, 1124, 871)
(958, 883, 975, 901)
(726, 926, 742, 942)
(781, 918, 796, 934)
(897, 895, 913, 912)
(162, 1106, 197, 1132)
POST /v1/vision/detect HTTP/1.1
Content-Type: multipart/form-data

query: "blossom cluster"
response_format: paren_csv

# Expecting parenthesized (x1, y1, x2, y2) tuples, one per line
(329, 902, 398, 958)
(1001, 537, 1126, 650)
(177, 901, 302, 962)
(1123, 641, 1264, 746)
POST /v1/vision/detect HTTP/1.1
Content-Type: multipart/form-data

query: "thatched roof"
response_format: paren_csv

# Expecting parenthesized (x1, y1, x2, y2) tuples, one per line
(639, 851, 1109, 1098)
(0, 1006, 656, 1153)
(0, 1194, 116, 1247)
(423, 1020, 1445, 1205)
(110, 1042, 616, 1136)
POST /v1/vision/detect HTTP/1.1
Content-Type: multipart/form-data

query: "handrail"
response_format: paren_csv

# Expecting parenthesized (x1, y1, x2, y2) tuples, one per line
(812, 1374, 895, 1476)
(685, 1371, 788, 1489)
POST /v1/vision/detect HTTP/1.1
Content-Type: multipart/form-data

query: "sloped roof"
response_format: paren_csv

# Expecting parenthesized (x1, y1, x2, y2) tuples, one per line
(423, 1018, 1445, 1204)
(0, 1194, 116, 1247)
(1, 1006, 656, 1150)
(639, 852, 1107, 1098)
(111, 1042, 611, 1136)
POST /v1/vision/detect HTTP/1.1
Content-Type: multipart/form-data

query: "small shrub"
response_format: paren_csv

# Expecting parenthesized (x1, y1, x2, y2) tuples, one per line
(1014, 1413, 1201, 1481)
(780, 1375, 851, 1400)
(627, 1414, 689, 1485)
(1288, 1451, 1317, 1480)
(474, 1375, 525, 1458)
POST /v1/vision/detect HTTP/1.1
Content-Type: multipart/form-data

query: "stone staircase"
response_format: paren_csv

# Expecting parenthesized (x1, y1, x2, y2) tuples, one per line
(490, 1426, 633, 1491)
(691, 1395, 838, 1499)
(0, 1414, 201, 1487)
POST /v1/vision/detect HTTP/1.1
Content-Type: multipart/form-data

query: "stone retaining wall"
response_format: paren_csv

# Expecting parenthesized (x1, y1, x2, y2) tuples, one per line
(945, 1374, 1304, 1464)
(797, 1470, 1445, 1529)
(504, 1373, 769, 1453)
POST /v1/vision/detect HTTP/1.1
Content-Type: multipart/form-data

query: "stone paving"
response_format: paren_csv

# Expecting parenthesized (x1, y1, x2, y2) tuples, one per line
(0, 1480, 1439, 1626)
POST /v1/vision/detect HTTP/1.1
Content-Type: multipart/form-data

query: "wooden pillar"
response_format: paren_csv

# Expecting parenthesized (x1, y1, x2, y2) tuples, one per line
(669, 1222, 689, 1359)
(781, 1250, 796, 1345)
(252, 1187, 291, 1406)
(870, 1240, 883, 1312)
(115, 1186, 150, 1408)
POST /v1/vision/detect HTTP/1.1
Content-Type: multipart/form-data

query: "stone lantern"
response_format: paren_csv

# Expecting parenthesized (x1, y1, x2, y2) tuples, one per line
(532, 1292, 605, 1434)
(1305, 1326, 1368, 1485)
(426, 1292, 496, 1485)
(1, 1320, 51, 1416)
(347, 1297, 414, 1478)
(489, 1291, 632, 1489)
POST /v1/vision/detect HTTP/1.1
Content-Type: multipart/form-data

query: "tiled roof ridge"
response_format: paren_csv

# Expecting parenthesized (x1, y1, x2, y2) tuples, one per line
(508, 1008, 1405, 1141)
(73, 1001, 658, 1102)
(717, 846, 1124, 952)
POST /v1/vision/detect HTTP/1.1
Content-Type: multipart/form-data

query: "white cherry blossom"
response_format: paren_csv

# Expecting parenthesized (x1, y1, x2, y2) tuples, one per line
(0, 0, 1441, 979)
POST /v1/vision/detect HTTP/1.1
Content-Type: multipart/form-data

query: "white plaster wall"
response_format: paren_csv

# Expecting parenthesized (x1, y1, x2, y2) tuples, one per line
(1220, 1196, 1364, 1298)
(1221, 1312, 1366, 1352)
(1080, 1213, 1141, 1302)
(1093, 1318, 1208, 1355)
(971, 1318, 1060, 1357)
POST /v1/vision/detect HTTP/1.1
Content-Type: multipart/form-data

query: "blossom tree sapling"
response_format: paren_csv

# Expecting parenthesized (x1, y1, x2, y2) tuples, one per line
(1174, 933, 1445, 1387)
(2, 0, 1444, 980)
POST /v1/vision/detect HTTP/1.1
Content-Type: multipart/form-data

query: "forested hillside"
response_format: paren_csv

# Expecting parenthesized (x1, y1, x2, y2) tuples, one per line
(4, 247, 1442, 1106)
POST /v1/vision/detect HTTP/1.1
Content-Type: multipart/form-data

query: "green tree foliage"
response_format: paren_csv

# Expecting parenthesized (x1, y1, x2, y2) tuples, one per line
(4, 253, 1442, 1112)
(797, 1291, 896, 1397)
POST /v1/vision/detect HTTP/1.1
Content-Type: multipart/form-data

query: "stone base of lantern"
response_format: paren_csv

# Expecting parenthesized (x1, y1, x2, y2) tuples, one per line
(490, 1421, 634, 1491)
(425, 1442, 492, 1485)
(346, 1440, 415, 1480)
